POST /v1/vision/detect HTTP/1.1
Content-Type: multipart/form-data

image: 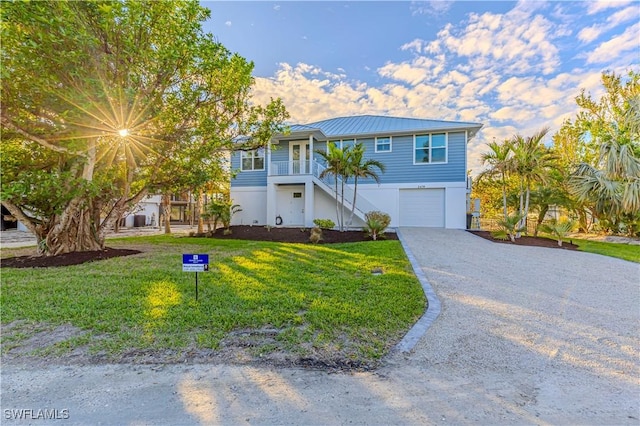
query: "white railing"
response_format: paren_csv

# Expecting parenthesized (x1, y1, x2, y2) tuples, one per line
(311, 161, 379, 220)
(269, 160, 311, 176)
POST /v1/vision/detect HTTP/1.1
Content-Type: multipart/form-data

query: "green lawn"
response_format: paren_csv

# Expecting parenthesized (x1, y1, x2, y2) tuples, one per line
(1, 236, 425, 366)
(571, 237, 640, 263)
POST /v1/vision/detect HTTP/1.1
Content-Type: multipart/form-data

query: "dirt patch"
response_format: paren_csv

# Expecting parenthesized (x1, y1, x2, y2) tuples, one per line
(468, 230, 579, 250)
(1, 248, 141, 268)
(201, 225, 398, 244)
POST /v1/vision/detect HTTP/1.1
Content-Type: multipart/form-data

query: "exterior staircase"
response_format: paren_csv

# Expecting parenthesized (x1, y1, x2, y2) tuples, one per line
(311, 160, 378, 223)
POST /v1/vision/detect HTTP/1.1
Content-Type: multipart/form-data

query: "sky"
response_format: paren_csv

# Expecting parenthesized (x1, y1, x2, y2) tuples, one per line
(201, 1, 640, 174)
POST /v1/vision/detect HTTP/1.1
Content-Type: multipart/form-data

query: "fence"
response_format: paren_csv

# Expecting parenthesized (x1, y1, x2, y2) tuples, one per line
(478, 217, 546, 235)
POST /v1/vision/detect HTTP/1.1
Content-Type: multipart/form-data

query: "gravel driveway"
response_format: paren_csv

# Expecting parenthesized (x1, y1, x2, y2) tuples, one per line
(2, 228, 639, 425)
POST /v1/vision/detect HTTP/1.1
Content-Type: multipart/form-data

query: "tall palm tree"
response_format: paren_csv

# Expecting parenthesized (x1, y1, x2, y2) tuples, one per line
(315, 142, 350, 231)
(509, 128, 553, 235)
(346, 143, 385, 227)
(478, 139, 512, 220)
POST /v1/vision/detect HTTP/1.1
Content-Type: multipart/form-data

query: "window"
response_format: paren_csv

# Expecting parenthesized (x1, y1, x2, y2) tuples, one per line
(414, 133, 447, 164)
(375, 136, 392, 152)
(328, 139, 356, 151)
(240, 149, 265, 171)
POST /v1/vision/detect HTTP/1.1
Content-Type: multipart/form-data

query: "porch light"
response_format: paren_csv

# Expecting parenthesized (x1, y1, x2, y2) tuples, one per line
(118, 129, 129, 137)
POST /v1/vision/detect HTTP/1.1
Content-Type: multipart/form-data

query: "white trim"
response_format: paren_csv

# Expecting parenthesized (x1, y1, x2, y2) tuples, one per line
(413, 133, 448, 165)
(375, 136, 392, 153)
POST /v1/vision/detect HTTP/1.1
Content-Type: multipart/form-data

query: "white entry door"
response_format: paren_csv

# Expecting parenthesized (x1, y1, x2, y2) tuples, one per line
(288, 191, 305, 225)
(290, 142, 308, 174)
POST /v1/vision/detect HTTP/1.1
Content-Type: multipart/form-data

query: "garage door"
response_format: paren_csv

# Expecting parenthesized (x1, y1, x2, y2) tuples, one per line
(399, 188, 445, 227)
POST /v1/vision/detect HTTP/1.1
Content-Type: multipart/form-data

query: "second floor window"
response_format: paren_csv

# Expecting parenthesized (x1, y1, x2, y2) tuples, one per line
(241, 149, 265, 171)
(414, 133, 447, 164)
(328, 139, 356, 151)
(375, 136, 392, 152)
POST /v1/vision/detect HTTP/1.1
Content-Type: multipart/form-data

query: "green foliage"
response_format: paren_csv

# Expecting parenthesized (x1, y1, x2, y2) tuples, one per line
(0, 0, 288, 253)
(364, 211, 391, 241)
(540, 218, 576, 246)
(202, 199, 242, 233)
(1, 237, 425, 363)
(316, 143, 352, 231)
(492, 213, 525, 242)
(564, 70, 640, 232)
(313, 219, 335, 229)
(346, 143, 386, 227)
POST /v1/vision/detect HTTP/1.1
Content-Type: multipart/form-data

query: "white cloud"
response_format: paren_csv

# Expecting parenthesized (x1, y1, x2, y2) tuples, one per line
(586, 21, 640, 64)
(273, 4, 281, 11)
(225, 21, 232, 27)
(578, 5, 639, 43)
(249, 2, 637, 175)
(586, 0, 633, 15)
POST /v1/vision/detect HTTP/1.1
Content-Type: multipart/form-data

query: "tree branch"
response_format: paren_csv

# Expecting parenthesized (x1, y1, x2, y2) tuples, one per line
(0, 115, 83, 156)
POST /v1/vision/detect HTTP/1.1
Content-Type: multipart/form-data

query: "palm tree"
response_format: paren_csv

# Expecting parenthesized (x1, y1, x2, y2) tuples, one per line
(315, 142, 351, 231)
(509, 128, 553, 235)
(346, 143, 385, 227)
(478, 139, 513, 220)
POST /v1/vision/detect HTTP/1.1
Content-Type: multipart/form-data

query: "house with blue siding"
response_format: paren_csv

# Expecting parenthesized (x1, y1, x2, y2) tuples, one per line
(230, 115, 482, 229)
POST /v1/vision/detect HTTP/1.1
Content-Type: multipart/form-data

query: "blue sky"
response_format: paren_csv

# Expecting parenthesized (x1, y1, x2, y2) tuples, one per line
(201, 1, 639, 173)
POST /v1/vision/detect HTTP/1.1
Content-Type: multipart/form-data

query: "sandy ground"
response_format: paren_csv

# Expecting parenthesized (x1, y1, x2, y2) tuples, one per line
(2, 228, 639, 425)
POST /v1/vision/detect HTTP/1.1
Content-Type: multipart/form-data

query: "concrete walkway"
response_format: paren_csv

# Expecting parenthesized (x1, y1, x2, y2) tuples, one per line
(2, 229, 639, 425)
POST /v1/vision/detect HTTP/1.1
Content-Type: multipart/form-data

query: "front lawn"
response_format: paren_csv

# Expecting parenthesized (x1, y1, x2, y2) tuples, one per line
(571, 237, 640, 263)
(1, 235, 425, 368)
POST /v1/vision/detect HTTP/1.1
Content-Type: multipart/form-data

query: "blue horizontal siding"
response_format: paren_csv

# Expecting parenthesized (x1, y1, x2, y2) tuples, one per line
(342, 131, 467, 184)
(230, 151, 267, 187)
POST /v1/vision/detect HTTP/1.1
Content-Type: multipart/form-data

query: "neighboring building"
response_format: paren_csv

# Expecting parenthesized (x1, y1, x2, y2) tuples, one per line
(230, 115, 482, 229)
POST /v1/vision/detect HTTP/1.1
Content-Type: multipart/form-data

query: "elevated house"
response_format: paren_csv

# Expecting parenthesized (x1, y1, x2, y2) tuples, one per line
(230, 115, 482, 229)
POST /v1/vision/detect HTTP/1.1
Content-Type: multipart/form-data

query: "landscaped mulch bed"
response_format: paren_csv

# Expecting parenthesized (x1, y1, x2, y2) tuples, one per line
(1, 248, 141, 269)
(468, 230, 579, 250)
(203, 225, 398, 244)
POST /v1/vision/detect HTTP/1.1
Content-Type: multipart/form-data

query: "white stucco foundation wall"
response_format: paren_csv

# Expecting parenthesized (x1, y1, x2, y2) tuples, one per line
(444, 186, 468, 229)
(230, 187, 267, 225)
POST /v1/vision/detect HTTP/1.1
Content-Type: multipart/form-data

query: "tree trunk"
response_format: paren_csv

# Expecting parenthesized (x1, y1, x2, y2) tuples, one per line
(162, 193, 172, 234)
(348, 176, 359, 228)
(195, 191, 204, 234)
(534, 204, 549, 237)
(46, 207, 103, 255)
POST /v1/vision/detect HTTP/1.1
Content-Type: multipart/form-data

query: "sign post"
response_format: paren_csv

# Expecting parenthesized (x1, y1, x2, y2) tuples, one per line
(182, 254, 209, 300)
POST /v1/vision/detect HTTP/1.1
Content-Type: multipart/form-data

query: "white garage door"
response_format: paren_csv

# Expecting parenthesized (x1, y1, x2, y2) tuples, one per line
(399, 189, 445, 227)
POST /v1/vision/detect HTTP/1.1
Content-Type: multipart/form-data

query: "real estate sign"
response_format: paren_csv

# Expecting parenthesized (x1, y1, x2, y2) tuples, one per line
(182, 254, 209, 272)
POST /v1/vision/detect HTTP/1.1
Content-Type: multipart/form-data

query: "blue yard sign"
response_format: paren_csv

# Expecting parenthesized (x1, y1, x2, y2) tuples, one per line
(182, 254, 209, 272)
(183, 254, 209, 301)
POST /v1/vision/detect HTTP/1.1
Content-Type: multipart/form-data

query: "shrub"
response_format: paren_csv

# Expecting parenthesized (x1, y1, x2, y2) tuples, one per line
(492, 212, 525, 242)
(364, 211, 391, 241)
(540, 218, 576, 246)
(309, 226, 323, 244)
(313, 218, 335, 229)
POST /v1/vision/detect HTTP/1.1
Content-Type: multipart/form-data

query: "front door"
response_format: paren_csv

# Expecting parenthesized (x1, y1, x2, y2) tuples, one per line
(290, 142, 308, 174)
(288, 191, 304, 225)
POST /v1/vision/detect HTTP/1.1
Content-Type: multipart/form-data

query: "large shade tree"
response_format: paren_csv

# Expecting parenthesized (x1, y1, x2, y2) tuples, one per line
(1, 1, 288, 255)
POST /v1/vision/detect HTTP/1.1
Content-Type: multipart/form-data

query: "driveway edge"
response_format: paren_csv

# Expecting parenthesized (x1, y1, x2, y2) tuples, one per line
(393, 228, 441, 353)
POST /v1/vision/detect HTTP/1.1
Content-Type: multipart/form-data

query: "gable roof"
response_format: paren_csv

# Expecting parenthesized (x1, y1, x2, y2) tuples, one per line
(303, 115, 482, 139)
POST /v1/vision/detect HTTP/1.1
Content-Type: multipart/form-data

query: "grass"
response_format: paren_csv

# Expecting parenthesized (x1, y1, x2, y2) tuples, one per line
(1, 235, 425, 365)
(569, 237, 640, 263)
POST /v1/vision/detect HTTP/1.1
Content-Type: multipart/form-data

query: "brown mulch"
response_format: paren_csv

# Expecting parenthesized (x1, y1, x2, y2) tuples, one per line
(468, 230, 579, 250)
(203, 225, 398, 244)
(1, 248, 141, 269)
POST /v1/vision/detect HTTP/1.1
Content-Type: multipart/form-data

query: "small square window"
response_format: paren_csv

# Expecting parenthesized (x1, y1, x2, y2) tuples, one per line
(375, 136, 392, 152)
